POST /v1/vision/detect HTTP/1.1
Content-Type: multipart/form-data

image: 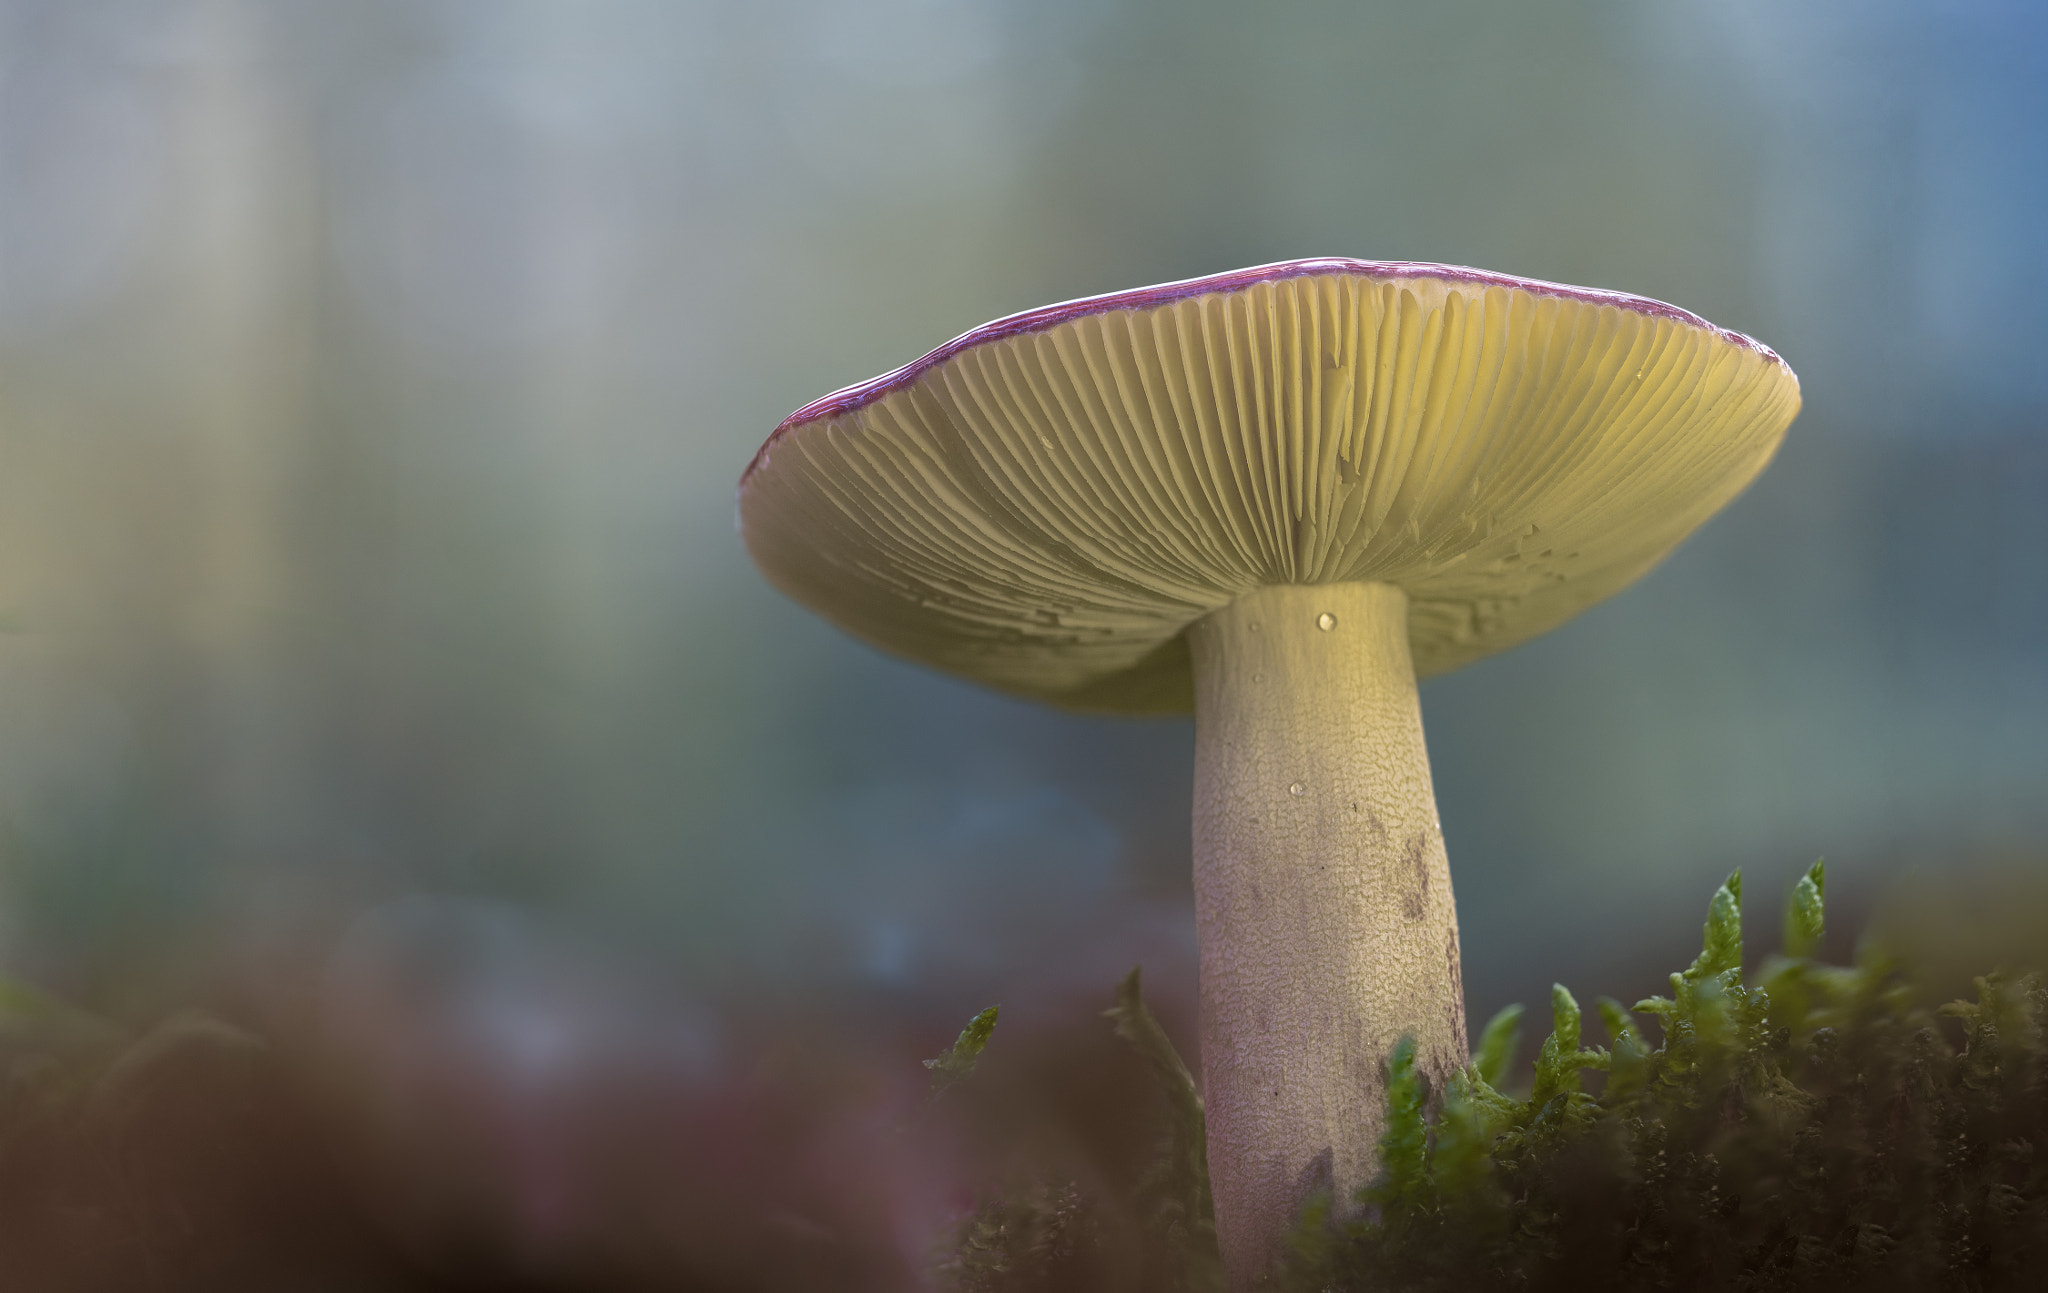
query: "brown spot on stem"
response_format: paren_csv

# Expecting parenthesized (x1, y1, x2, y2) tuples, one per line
(1402, 835, 1428, 920)
(1294, 1147, 1335, 1198)
(1446, 928, 1468, 1045)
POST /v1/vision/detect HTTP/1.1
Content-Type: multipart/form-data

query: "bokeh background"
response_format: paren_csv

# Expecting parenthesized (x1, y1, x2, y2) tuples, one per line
(2, 1, 2045, 1288)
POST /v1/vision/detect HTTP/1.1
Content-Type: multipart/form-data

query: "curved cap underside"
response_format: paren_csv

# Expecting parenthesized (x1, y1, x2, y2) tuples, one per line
(740, 261, 1801, 715)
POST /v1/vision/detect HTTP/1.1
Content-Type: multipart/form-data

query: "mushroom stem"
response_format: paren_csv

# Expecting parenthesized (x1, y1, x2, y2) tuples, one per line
(1188, 581, 1468, 1288)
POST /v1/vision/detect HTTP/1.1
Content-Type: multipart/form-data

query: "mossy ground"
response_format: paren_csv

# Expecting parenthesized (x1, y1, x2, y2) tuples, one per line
(937, 864, 2048, 1292)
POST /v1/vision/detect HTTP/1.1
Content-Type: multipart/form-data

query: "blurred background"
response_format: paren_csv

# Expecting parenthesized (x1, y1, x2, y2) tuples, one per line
(1, 0, 2044, 1287)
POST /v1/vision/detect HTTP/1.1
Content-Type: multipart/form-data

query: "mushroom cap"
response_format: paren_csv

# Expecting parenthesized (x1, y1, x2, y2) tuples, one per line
(740, 259, 1801, 714)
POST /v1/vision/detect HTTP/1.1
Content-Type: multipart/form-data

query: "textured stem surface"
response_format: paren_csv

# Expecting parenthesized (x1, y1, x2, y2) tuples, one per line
(1189, 582, 1468, 1288)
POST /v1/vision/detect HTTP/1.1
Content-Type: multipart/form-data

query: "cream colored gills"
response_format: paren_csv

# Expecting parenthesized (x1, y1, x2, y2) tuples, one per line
(744, 272, 1796, 711)
(1190, 580, 1459, 1288)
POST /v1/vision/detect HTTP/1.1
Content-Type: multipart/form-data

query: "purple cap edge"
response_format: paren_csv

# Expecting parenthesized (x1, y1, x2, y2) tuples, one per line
(742, 257, 1789, 487)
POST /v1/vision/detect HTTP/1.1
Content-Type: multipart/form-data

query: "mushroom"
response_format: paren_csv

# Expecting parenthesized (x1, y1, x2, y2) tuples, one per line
(738, 259, 1800, 1285)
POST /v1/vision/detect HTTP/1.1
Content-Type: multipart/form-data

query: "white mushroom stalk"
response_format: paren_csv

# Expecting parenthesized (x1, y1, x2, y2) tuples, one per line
(1189, 581, 1461, 1281)
(738, 259, 1801, 1289)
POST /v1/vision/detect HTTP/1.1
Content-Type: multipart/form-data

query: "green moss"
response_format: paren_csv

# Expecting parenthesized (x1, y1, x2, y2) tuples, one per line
(933, 973, 1224, 1293)
(926, 1004, 1000, 1101)
(1103, 967, 1224, 1292)
(937, 862, 2048, 1291)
